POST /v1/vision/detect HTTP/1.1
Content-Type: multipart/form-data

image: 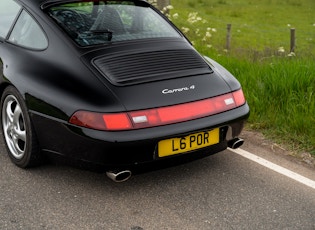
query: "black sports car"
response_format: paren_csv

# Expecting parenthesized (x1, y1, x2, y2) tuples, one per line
(0, 0, 249, 181)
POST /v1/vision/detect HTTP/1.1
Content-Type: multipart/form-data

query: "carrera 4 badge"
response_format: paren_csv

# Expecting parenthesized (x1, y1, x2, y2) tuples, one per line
(162, 85, 196, 94)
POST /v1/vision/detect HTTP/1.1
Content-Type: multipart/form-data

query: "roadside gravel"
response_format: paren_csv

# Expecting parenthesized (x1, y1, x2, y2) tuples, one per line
(241, 129, 315, 169)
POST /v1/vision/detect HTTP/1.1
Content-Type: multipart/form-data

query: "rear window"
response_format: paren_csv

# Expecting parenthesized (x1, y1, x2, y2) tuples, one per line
(46, 1, 180, 46)
(0, 0, 21, 38)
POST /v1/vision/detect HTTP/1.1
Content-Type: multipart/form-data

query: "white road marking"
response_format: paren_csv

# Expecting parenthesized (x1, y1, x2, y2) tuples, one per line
(229, 148, 315, 190)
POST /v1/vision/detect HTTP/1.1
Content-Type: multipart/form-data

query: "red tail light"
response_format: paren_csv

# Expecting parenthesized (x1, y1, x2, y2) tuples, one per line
(69, 89, 246, 131)
(232, 89, 246, 107)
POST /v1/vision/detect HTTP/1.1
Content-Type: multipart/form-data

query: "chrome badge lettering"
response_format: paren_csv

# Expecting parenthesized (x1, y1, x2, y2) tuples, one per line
(162, 85, 195, 94)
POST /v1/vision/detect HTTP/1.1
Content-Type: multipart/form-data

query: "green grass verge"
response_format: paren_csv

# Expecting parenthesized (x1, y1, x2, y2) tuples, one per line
(158, 0, 315, 155)
(216, 55, 315, 155)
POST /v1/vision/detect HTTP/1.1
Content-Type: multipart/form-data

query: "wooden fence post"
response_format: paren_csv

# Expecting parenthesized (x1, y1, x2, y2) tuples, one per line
(226, 24, 232, 50)
(290, 28, 296, 52)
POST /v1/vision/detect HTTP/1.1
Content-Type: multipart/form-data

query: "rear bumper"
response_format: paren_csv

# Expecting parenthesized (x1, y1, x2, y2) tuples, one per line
(30, 103, 249, 170)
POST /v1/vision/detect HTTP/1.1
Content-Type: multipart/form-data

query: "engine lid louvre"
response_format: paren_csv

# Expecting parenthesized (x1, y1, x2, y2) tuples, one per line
(93, 49, 213, 86)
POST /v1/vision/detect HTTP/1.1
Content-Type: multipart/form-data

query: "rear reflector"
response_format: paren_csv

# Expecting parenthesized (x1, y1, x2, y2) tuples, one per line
(69, 89, 246, 131)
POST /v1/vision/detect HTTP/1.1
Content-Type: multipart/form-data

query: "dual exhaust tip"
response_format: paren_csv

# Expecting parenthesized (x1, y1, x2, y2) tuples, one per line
(106, 138, 244, 182)
(106, 170, 132, 182)
(228, 137, 244, 149)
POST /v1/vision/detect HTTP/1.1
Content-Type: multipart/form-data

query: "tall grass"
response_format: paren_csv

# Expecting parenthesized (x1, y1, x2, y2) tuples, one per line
(158, 0, 315, 154)
(216, 56, 315, 154)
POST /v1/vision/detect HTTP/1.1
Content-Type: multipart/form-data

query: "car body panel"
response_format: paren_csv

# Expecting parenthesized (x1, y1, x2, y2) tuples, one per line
(0, 0, 249, 172)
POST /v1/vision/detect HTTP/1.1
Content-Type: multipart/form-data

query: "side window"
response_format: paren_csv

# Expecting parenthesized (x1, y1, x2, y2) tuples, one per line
(8, 10, 48, 49)
(0, 0, 21, 38)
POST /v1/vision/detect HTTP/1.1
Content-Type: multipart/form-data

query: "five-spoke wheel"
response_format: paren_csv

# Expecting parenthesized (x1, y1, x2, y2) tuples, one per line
(1, 86, 40, 168)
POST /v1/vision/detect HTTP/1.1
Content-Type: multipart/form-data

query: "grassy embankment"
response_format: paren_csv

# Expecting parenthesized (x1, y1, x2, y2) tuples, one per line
(163, 0, 315, 155)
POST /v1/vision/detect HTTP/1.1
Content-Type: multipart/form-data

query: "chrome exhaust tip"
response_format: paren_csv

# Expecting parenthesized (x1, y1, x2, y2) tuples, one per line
(228, 138, 244, 149)
(106, 170, 132, 182)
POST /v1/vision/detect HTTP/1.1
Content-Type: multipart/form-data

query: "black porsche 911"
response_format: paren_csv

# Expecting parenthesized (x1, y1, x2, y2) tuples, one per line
(0, 0, 249, 181)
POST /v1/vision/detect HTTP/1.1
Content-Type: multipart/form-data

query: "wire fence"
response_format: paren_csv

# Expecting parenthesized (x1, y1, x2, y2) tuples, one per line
(221, 24, 314, 54)
(151, 0, 314, 55)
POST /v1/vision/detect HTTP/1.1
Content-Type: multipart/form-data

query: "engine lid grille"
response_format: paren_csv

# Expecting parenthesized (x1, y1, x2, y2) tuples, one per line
(93, 49, 213, 86)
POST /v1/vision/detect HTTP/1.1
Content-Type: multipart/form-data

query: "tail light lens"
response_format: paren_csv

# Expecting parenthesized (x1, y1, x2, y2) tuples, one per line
(69, 89, 246, 131)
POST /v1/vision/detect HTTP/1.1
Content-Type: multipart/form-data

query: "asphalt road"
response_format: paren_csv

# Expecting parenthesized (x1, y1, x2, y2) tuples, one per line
(1, 134, 315, 230)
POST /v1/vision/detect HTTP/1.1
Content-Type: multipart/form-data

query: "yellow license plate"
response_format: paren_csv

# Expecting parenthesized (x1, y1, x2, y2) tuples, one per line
(158, 128, 220, 157)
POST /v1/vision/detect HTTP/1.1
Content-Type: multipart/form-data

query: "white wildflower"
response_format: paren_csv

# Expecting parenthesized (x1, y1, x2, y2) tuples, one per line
(181, 27, 190, 33)
(172, 13, 179, 19)
(287, 52, 296, 57)
(278, 47, 285, 53)
(195, 29, 201, 37)
(187, 12, 200, 24)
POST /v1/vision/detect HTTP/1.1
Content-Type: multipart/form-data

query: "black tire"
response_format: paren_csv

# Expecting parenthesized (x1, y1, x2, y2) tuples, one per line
(1, 86, 41, 168)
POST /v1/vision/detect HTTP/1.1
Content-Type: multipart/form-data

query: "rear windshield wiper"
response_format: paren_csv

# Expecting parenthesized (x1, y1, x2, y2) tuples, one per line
(89, 29, 113, 41)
